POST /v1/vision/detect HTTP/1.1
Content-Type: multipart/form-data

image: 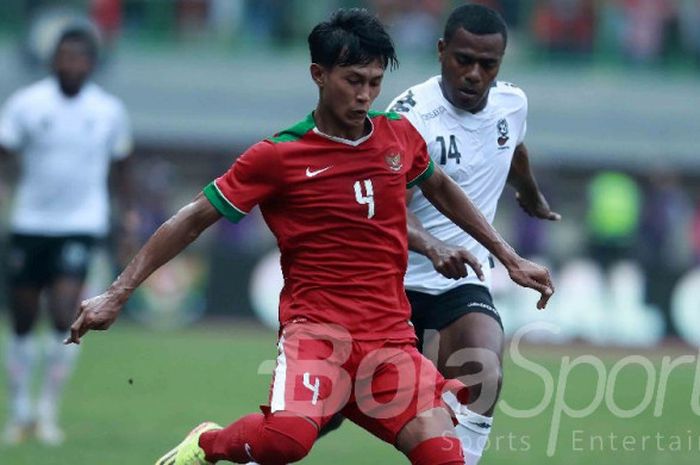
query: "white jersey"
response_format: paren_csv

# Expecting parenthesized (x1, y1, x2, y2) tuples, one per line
(388, 76, 527, 294)
(0, 77, 132, 236)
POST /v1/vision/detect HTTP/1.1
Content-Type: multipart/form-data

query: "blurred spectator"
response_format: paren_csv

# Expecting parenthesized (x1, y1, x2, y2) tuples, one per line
(586, 171, 641, 271)
(678, 0, 700, 64)
(90, 0, 122, 45)
(176, 0, 209, 38)
(472, 0, 523, 28)
(692, 205, 700, 264)
(514, 211, 548, 259)
(243, 0, 295, 45)
(532, 0, 597, 56)
(616, 0, 676, 64)
(131, 158, 175, 241)
(208, 0, 245, 40)
(371, 0, 446, 55)
(639, 170, 693, 337)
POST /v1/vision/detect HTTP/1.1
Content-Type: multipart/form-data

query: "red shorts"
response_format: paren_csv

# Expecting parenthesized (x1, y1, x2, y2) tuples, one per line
(266, 322, 453, 444)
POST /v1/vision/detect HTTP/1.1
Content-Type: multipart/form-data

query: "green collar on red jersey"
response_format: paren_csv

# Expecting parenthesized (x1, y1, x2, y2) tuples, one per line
(268, 110, 402, 144)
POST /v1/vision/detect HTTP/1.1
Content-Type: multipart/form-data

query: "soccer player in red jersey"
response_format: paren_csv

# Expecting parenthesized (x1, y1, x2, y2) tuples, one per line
(66, 9, 553, 465)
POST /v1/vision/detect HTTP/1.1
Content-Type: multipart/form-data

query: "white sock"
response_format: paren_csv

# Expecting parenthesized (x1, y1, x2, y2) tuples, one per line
(37, 331, 79, 425)
(5, 334, 37, 425)
(443, 391, 493, 465)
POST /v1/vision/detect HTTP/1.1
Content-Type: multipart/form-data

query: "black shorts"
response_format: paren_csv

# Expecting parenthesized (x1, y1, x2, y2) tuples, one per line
(5, 233, 96, 287)
(407, 284, 503, 350)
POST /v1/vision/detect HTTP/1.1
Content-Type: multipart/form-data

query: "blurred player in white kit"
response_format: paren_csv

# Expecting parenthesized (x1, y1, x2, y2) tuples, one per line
(0, 26, 133, 445)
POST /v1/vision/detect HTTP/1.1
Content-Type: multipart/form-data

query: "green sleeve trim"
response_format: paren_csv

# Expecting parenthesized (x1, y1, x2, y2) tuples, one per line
(407, 159, 435, 188)
(203, 181, 247, 223)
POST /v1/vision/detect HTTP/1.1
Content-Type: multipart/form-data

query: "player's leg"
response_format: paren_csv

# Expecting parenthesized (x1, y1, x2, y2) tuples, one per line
(156, 323, 351, 464)
(37, 236, 93, 444)
(314, 318, 430, 441)
(343, 343, 465, 465)
(155, 413, 318, 465)
(396, 408, 464, 465)
(3, 234, 44, 444)
(197, 411, 318, 465)
(421, 285, 504, 465)
(3, 285, 42, 444)
(437, 312, 503, 415)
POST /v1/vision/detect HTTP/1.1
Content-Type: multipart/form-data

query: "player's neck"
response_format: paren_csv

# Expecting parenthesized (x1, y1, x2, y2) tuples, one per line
(54, 78, 85, 99)
(439, 80, 488, 114)
(468, 98, 488, 114)
(312, 107, 369, 141)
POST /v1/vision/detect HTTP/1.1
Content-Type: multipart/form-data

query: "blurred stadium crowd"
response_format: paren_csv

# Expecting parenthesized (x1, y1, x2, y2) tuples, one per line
(2, 0, 700, 65)
(1, 0, 699, 348)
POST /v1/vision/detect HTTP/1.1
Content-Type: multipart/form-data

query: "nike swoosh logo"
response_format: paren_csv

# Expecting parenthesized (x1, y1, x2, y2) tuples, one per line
(468, 421, 492, 430)
(306, 166, 332, 177)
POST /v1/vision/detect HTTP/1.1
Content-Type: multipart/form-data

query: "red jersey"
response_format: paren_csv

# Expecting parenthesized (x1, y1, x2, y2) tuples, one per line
(203, 111, 434, 341)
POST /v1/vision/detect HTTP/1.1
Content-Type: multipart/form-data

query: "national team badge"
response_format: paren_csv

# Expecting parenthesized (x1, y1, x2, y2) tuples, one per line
(385, 153, 403, 171)
(497, 118, 510, 146)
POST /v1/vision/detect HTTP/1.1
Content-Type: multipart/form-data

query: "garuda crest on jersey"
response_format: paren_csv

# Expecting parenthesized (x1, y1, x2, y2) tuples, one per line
(497, 118, 510, 146)
(385, 153, 403, 171)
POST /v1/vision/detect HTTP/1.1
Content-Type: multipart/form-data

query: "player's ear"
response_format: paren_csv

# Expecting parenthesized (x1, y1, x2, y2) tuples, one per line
(437, 38, 447, 62)
(310, 63, 325, 89)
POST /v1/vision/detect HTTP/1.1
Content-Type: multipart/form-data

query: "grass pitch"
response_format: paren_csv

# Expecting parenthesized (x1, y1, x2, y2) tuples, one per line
(0, 321, 698, 464)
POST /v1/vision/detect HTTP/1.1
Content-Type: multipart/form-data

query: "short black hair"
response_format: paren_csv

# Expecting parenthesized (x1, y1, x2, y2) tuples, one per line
(54, 27, 99, 61)
(444, 4, 508, 48)
(308, 8, 398, 70)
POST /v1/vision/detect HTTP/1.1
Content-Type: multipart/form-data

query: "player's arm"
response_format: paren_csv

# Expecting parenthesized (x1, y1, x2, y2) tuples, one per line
(0, 97, 21, 179)
(0, 145, 11, 202)
(507, 143, 560, 221)
(418, 165, 554, 308)
(66, 193, 222, 344)
(405, 188, 484, 281)
(0, 143, 12, 159)
(0, 139, 18, 211)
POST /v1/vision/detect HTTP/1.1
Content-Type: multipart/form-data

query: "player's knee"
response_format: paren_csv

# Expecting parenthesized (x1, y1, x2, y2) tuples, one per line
(10, 309, 37, 336)
(254, 415, 317, 465)
(472, 363, 503, 414)
(482, 362, 503, 397)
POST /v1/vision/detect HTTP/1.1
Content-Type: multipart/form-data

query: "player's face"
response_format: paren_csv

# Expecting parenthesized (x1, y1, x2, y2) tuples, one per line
(438, 28, 504, 113)
(314, 59, 384, 131)
(52, 40, 94, 97)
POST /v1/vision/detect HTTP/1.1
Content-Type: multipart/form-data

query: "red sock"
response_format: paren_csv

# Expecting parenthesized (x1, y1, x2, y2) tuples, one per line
(200, 414, 263, 463)
(199, 412, 317, 465)
(409, 437, 465, 465)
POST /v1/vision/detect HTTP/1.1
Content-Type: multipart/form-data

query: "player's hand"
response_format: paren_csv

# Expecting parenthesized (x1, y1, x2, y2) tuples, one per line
(506, 256, 554, 310)
(515, 191, 561, 221)
(64, 289, 129, 345)
(426, 241, 485, 281)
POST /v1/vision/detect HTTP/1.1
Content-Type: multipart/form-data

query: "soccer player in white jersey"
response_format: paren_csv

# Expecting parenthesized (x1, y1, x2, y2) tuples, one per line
(0, 27, 133, 445)
(388, 4, 560, 464)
